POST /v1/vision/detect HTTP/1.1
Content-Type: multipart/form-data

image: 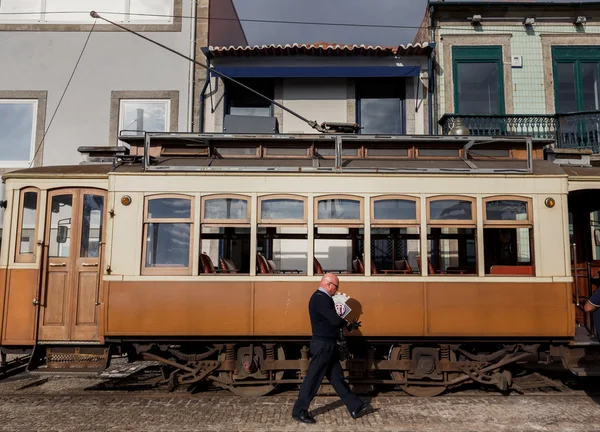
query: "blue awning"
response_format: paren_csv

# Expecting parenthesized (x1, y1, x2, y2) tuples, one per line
(211, 66, 420, 79)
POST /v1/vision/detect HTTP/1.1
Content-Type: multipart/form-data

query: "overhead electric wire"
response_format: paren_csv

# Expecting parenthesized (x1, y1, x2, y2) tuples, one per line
(0, 10, 595, 34)
(28, 20, 96, 168)
(89, 11, 327, 132)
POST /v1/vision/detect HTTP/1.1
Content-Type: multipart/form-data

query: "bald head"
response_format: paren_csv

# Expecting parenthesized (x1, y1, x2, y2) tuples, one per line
(320, 273, 339, 296)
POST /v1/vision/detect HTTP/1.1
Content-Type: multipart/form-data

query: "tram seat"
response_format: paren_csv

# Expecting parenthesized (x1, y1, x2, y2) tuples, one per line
(219, 258, 238, 273)
(394, 259, 413, 274)
(267, 259, 278, 272)
(416, 255, 437, 275)
(313, 257, 324, 275)
(256, 253, 273, 274)
(490, 265, 534, 276)
(352, 257, 375, 274)
(200, 253, 217, 274)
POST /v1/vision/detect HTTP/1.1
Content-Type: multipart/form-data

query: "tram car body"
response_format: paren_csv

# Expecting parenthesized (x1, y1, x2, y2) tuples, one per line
(0, 133, 597, 396)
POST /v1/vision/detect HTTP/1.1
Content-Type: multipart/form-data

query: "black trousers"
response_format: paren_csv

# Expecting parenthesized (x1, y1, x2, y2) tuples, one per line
(292, 339, 362, 416)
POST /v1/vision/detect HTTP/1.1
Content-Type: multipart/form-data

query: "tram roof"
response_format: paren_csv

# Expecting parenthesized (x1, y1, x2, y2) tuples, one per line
(2, 158, 567, 180)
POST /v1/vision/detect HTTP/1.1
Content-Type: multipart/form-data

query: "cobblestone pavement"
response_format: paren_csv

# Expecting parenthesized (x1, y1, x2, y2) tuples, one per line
(1, 363, 600, 431)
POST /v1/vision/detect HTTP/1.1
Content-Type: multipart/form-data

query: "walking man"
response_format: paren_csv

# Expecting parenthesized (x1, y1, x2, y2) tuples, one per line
(292, 273, 370, 424)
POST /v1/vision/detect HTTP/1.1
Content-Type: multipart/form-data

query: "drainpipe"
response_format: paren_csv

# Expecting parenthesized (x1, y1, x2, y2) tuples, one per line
(427, 49, 433, 135)
(187, 0, 197, 131)
(198, 54, 210, 132)
(429, 4, 438, 134)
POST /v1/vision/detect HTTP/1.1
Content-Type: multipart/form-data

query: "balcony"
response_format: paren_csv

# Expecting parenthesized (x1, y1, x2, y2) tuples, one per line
(439, 112, 600, 153)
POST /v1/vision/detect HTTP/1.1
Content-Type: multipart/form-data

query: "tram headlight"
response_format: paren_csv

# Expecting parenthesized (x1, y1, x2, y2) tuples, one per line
(121, 195, 132, 206)
(545, 197, 556, 208)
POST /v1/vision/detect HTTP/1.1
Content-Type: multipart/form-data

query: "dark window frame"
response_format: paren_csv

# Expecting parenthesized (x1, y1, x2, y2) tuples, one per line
(452, 46, 505, 115)
(552, 46, 600, 113)
(355, 78, 406, 135)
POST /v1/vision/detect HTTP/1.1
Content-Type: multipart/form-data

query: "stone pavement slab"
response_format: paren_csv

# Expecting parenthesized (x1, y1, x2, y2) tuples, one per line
(0, 393, 599, 432)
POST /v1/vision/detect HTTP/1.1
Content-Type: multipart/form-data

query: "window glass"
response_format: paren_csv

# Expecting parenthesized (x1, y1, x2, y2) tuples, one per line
(367, 147, 409, 157)
(317, 199, 361, 220)
(145, 223, 190, 267)
(45, 0, 124, 22)
(49, 194, 73, 258)
(485, 200, 528, 221)
(80, 194, 104, 258)
(0, 0, 42, 22)
(371, 227, 420, 274)
(19, 191, 38, 255)
(130, 0, 173, 23)
(373, 199, 416, 221)
(0, 101, 36, 165)
(456, 62, 500, 114)
(204, 198, 248, 220)
(357, 79, 404, 134)
(314, 227, 364, 274)
(556, 63, 577, 113)
(484, 228, 533, 274)
(316, 146, 359, 157)
(430, 200, 473, 221)
(148, 198, 191, 219)
(201, 226, 251, 274)
(257, 227, 308, 274)
(119, 100, 169, 136)
(214, 146, 257, 156)
(582, 63, 600, 111)
(261, 199, 304, 220)
(427, 227, 477, 275)
(227, 79, 273, 117)
(418, 148, 460, 157)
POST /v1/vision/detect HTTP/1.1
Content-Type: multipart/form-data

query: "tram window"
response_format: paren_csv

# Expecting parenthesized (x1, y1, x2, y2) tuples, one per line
(15, 189, 39, 263)
(315, 227, 364, 275)
(143, 196, 193, 275)
(260, 197, 305, 222)
(483, 198, 534, 276)
(257, 227, 308, 274)
(372, 228, 420, 274)
(427, 197, 477, 275)
(200, 227, 251, 274)
(371, 197, 420, 274)
(80, 194, 104, 258)
(427, 227, 477, 275)
(49, 194, 73, 259)
(316, 198, 361, 222)
(200, 195, 251, 274)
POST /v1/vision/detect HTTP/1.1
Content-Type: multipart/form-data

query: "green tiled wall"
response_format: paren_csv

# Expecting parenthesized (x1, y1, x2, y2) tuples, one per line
(438, 25, 600, 116)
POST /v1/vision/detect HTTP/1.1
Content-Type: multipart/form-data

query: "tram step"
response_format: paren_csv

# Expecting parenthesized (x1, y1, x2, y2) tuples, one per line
(27, 346, 110, 374)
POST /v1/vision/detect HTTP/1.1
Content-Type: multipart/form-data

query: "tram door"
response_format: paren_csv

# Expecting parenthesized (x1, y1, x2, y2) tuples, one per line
(38, 189, 106, 342)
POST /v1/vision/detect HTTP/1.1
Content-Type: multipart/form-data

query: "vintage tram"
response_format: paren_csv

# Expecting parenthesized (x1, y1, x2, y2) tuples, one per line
(0, 132, 598, 396)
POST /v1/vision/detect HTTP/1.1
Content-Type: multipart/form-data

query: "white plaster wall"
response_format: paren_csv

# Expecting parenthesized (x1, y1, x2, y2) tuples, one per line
(283, 79, 348, 133)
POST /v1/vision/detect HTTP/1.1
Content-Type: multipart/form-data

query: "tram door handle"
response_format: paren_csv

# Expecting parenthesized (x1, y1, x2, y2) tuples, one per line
(49, 262, 66, 267)
(82, 263, 98, 267)
(32, 299, 40, 306)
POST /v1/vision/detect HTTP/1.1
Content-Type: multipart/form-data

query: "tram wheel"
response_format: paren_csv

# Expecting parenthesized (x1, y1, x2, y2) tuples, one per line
(400, 384, 446, 397)
(218, 345, 285, 397)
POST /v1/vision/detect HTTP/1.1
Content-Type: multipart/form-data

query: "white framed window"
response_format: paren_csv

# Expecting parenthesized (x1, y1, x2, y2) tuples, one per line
(0, 0, 174, 24)
(118, 99, 170, 137)
(0, 100, 37, 168)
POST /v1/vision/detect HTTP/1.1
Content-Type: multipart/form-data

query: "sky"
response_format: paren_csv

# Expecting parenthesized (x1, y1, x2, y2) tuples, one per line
(232, 0, 430, 46)
(232, 0, 600, 47)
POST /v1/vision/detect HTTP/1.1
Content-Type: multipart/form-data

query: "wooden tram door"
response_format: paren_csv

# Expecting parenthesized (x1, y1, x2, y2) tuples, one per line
(38, 189, 106, 342)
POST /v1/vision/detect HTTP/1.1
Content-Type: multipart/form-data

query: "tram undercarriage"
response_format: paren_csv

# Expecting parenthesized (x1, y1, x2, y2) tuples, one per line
(38, 339, 585, 397)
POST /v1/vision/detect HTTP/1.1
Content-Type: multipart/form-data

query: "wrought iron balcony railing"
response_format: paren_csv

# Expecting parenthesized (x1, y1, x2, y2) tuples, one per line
(439, 112, 600, 153)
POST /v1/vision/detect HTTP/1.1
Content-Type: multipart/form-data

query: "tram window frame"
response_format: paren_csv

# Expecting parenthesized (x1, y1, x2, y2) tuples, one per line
(142, 194, 194, 276)
(370, 196, 421, 275)
(314, 195, 365, 274)
(257, 195, 308, 275)
(426, 196, 477, 276)
(483, 196, 535, 276)
(200, 194, 252, 275)
(15, 187, 40, 264)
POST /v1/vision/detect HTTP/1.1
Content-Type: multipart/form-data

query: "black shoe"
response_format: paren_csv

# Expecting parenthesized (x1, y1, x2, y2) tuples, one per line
(292, 412, 316, 424)
(350, 403, 371, 419)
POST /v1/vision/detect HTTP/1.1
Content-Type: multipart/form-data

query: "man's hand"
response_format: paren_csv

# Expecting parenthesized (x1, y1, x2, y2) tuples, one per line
(346, 319, 361, 332)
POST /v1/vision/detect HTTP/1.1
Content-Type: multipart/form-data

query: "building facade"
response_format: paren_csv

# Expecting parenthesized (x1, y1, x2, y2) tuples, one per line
(418, 1, 600, 150)
(201, 43, 432, 135)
